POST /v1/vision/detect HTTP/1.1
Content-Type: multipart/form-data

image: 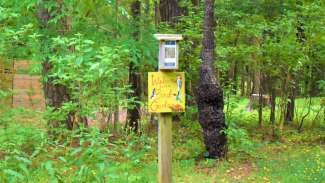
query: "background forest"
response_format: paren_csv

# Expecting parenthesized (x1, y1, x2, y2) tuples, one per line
(0, 0, 324, 182)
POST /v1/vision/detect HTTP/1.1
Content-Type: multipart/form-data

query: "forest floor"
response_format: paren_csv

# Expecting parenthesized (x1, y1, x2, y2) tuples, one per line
(0, 97, 324, 182)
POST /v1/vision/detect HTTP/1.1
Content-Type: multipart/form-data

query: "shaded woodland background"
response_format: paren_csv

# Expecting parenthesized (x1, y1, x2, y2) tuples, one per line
(0, 0, 324, 182)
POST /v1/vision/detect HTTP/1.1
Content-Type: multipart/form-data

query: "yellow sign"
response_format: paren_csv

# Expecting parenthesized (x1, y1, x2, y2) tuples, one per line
(148, 72, 185, 113)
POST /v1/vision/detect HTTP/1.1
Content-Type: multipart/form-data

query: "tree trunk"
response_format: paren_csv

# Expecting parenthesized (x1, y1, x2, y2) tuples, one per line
(285, 91, 295, 123)
(230, 33, 239, 95)
(155, 1, 160, 27)
(240, 76, 245, 97)
(252, 69, 260, 94)
(269, 83, 276, 137)
(126, 0, 141, 133)
(258, 71, 263, 127)
(269, 83, 276, 125)
(231, 61, 238, 95)
(196, 0, 227, 159)
(285, 73, 295, 124)
(258, 72, 263, 127)
(159, 0, 184, 24)
(113, 0, 119, 132)
(113, 109, 118, 131)
(246, 66, 252, 97)
(42, 61, 74, 129)
(38, 0, 74, 131)
(192, 0, 199, 7)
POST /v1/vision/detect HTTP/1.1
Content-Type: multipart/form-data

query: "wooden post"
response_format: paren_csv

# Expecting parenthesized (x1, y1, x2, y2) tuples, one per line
(158, 113, 172, 183)
(153, 34, 183, 183)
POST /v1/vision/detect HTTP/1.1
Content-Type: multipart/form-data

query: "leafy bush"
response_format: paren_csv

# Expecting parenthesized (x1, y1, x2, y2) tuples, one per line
(0, 123, 155, 182)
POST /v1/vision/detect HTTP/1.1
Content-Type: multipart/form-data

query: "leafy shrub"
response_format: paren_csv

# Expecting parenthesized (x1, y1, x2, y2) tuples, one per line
(225, 123, 256, 157)
(0, 123, 155, 182)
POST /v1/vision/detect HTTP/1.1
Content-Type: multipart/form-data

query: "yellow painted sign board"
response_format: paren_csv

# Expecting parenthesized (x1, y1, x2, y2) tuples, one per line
(148, 72, 185, 113)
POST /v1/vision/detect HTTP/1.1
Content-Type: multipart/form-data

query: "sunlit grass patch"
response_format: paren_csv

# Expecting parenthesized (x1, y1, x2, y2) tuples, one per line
(247, 145, 325, 183)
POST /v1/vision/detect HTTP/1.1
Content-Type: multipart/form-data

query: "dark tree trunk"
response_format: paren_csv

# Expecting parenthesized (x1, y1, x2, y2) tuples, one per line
(230, 33, 239, 95)
(184, 50, 193, 106)
(191, 0, 200, 7)
(285, 90, 295, 123)
(155, 1, 160, 27)
(270, 82, 276, 137)
(42, 61, 74, 129)
(231, 61, 238, 95)
(126, 63, 141, 132)
(258, 72, 263, 127)
(38, 0, 74, 131)
(246, 66, 252, 97)
(252, 69, 260, 94)
(285, 11, 306, 124)
(159, 0, 184, 24)
(126, 0, 141, 133)
(246, 68, 251, 97)
(112, 0, 119, 132)
(240, 76, 245, 97)
(196, 0, 227, 159)
(285, 72, 295, 124)
(269, 82, 276, 124)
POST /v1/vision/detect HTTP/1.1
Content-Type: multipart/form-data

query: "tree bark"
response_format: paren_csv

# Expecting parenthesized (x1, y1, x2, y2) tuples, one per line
(285, 70, 296, 124)
(38, 0, 74, 131)
(155, 1, 160, 27)
(285, 89, 295, 123)
(191, 0, 200, 7)
(269, 81, 276, 125)
(246, 66, 252, 97)
(258, 72, 263, 127)
(269, 82, 276, 137)
(126, 0, 141, 133)
(240, 76, 245, 97)
(230, 61, 238, 95)
(159, 0, 184, 24)
(229, 33, 239, 95)
(196, 0, 227, 158)
(113, 0, 119, 132)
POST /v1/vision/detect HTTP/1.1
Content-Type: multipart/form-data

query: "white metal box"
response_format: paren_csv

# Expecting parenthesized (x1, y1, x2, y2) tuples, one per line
(154, 34, 183, 70)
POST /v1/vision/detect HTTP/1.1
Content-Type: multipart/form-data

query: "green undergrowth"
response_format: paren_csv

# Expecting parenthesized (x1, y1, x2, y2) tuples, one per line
(0, 124, 155, 182)
(0, 97, 324, 182)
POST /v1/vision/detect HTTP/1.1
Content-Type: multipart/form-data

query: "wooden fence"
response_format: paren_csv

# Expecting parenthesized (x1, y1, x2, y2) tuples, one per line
(0, 60, 45, 110)
(0, 59, 14, 107)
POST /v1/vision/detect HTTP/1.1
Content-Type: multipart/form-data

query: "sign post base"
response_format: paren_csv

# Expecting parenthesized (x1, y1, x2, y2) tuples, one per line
(158, 113, 172, 183)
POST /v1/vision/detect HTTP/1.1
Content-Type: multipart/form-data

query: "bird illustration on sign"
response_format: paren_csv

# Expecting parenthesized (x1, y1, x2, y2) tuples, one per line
(148, 72, 185, 113)
(176, 75, 182, 102)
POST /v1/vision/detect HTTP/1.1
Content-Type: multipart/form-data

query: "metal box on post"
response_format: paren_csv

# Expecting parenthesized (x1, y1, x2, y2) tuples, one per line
(154, 34, 183, 70)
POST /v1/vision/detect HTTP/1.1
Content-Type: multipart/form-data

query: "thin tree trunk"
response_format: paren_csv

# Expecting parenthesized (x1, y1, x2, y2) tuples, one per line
(246, 66, 252, 97)
(230, 33, 239, 95)
(185, 51, 192, 106)
(155, 1, 160, 27)
(285, 91, 295, 123)
(196, 0, 227, 158)
(113, 108, 119, 131)
(192, 0, 199, 6)
(270, 84, 276, 137)
(252, 69, 260, 94)
(159, 0, 184, 24)
(279, 73, 289, 134)
(240, 76, 245, 97)
(284, 71, 295, 124)
(269, 84, 276, 124)
(258, 72, 263, 127)
(113, 0, 119, 132)
(231, 61, 238, 95)
(126, 0, 141, 133)
(38, 0, 74, 132)
(298, 96, 312, 132)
